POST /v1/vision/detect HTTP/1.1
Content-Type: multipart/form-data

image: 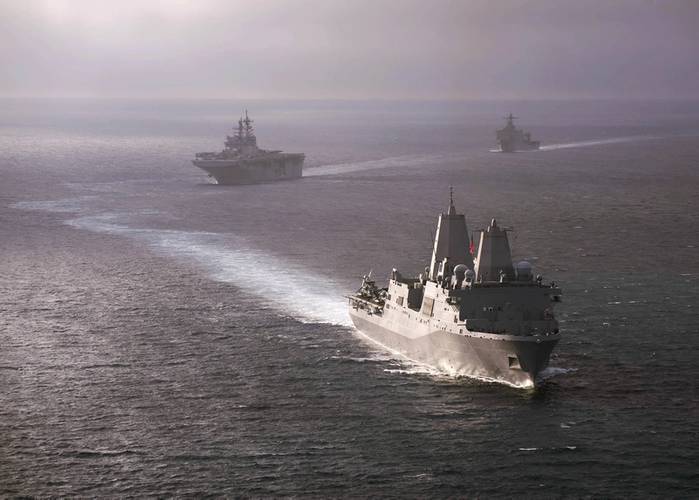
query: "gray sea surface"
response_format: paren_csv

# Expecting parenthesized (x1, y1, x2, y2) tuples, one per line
(1, 98, 698, 497)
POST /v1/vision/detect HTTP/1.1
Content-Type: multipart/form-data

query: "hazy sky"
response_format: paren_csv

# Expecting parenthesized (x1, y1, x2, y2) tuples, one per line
(1, 0, 697, 99)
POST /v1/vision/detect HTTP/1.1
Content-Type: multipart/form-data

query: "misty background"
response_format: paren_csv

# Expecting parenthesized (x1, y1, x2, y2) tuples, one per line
(1, 0, 698, 100)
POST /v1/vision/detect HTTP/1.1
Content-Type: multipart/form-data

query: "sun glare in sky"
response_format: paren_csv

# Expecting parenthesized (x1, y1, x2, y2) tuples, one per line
(1, 0, 698, 99)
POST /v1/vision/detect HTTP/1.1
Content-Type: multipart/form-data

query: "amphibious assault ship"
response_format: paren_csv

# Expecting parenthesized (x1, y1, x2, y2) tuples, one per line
(348, 191, 562, 387)
(496, 113, 540, 152)
(193, 111, 304, 184)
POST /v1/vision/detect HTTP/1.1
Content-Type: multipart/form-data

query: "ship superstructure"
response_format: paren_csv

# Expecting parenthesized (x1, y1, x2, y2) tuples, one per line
(193, 111, 304, 184)
(348, 190, 562, 387)
(496, 113, 540, 152)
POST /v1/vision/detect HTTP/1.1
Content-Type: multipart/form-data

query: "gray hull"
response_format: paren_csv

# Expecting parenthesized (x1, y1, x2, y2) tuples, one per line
(499, 139, 540, 153)
(349, 310, 559, 388)
(193, 153, 304, 185)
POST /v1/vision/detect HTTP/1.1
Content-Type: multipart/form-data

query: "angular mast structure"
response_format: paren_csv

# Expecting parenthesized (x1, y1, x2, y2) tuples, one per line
(474, 219, 515, 282)
(428, 187, 474, 280)
(243, 109, 255, 138)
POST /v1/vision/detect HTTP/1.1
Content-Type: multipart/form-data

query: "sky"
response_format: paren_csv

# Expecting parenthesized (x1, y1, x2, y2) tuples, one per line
(1, 0, 697, 100)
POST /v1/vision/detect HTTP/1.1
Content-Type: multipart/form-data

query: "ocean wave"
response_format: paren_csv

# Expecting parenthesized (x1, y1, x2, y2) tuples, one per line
(62, 449, 146, 458)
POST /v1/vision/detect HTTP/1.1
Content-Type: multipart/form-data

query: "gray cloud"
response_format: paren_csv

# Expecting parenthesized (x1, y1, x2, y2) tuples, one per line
(1, 0, 697, 99)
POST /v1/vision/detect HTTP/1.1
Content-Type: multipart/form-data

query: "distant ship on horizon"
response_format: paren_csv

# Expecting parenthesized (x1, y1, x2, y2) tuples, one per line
(495, 113, 540, 152)
(192, 111, 305, 185)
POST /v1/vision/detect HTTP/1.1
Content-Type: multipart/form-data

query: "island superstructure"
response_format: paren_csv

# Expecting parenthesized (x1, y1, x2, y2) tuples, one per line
(193, 111, 305, 184)
(348, 190, 562, 387)
(496, 113, 540, 152)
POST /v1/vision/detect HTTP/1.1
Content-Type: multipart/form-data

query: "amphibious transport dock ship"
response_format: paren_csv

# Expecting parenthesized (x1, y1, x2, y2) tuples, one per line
(193, 111, 304, 185)
(496, 113, 540, 152)
(348, 191, 562, 387)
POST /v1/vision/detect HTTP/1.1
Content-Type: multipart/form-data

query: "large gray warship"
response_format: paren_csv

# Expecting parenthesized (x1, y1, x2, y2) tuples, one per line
(193, 111, 304, 184)
(348, 191, 561, 387)
(496, 113, 540, 152)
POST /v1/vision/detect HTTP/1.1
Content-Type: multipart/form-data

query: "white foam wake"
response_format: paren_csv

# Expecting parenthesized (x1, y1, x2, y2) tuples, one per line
(537, 366, 576, 381)
(304, 153, 459, 177)
(67, 214, 352, 326)
(12, 196, 98, 213)
(12, 194, 351, 326)
(539, 135, 662, 151)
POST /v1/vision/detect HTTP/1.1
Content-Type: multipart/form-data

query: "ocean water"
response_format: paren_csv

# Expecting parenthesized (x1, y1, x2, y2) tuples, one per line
(1, 98, 698, 497)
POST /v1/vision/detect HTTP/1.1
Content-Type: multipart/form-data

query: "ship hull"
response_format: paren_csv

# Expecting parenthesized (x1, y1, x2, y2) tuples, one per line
(498, 141, 540, 153)
(349, 310, 559, 388)
(192, 154, 304, 185)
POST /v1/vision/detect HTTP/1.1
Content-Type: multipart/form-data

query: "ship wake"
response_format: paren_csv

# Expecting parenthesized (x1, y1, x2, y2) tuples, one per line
(539, 135, 664, 150)
(304, 153, 463, 177)
(13, 198, 351, 327)
(70, 214, 352, 326)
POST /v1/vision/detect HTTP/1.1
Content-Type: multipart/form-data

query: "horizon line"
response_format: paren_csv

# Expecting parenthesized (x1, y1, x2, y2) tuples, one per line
(2, 95, 699, 103)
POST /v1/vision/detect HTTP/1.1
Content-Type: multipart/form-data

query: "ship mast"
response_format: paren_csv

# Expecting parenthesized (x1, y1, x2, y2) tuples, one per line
(237, 116, 244, 140)
(243, 109, 255, 139)
(428, 188, 473, 280)
(225, 116, 245, 150)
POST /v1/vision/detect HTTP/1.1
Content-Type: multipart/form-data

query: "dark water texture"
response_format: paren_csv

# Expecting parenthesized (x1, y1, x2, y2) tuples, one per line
(1, 99, 698, 497)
